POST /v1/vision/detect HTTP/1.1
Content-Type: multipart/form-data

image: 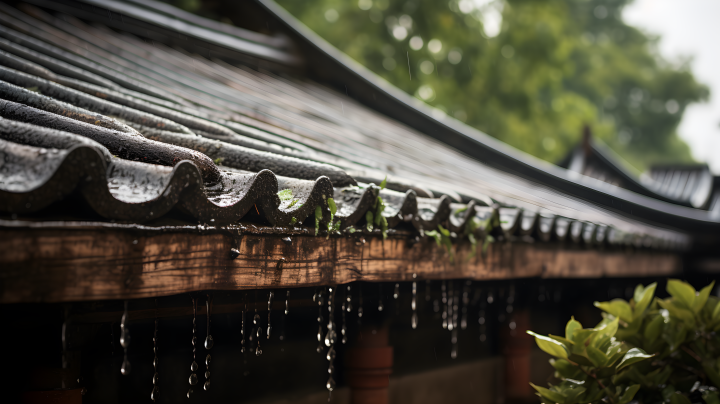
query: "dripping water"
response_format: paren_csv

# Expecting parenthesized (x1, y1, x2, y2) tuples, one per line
(357, 284, 364, 324)
(316, 288, 325, 353)
(188, 297, 198, 398)
(341, 287, 348, 344)
(461, 281, 470, 331)
(452, 282, 459, 331)
(151, 301, 159, 401)
(479, 290, 488, 342)
(204, 296, 213, 390)
(441, 281, 448, 329)
(411, 280, 418, 329)
(378, 284, 384, 312)
(326, 287, 337, 401)
(267, 291, 274, 339)
(120, 300, 131, 376)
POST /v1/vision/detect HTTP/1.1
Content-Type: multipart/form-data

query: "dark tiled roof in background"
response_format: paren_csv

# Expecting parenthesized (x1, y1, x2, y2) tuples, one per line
(0, 0, 697, 250)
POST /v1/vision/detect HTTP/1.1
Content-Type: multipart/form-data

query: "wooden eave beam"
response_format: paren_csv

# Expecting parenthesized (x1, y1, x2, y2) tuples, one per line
(0, 221, 681, 303)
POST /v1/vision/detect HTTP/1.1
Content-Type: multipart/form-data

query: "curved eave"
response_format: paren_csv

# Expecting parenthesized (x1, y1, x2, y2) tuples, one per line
(256, 0, 720, 236)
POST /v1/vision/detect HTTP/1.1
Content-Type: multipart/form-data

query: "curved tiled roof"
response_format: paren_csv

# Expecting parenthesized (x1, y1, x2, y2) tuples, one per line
(0, 1, 697, 250)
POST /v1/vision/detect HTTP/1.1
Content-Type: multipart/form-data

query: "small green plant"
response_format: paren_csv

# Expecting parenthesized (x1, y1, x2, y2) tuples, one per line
(314, 205, 322, 236)
(213, 157, 225, 165)
(528, 279, 720, 404)
(326, 198, 341, 237)
(425, 224, 453, 262)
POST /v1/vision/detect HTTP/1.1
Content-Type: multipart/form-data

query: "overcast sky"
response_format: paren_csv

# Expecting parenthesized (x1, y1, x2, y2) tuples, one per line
(624, 0, 720, 173)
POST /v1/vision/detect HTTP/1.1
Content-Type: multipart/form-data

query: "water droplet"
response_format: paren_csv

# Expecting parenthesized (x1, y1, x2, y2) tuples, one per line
(229, 248, 240, 259)
(326, 377, 336, 391)
(412, 312, 418, 329)
(205, 354, 211, 366)
(253, 313, 260, 325)
(151, 385, 158, 401)
(255, 346, 262, 356)
(120, 329, 131, 348)
(189, 373, 198, 385)
(153, 357, 158, 368)
(191, 361, 198, 372)
(121, 357, 131, 375)
(326, 347, 336, 361)
(187, 388, 193, 398)
(378, 300, 384, 312)
(204, 380, 210, 390)
(451, 346, 457, 359)
(81, 387, 87, 396)
(205, 370, 211, 379)
(204, 335, 214, 349)
(317, 325, 324, 342)
(192, 335, 197, 346)
(393, 283, 399, 299)
(153, 372, 158, 385)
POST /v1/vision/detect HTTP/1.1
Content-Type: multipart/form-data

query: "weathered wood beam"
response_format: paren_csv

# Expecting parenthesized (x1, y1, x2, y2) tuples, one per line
(0, 221, 681, 303)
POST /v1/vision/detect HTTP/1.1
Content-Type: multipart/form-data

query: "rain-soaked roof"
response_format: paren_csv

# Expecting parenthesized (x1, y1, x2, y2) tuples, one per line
(1, 0, 717, 252)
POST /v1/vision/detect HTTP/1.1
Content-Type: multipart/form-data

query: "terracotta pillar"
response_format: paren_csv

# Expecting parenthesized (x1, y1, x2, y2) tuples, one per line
(501, 310, 533, 403)
(345, 326, 393, 404)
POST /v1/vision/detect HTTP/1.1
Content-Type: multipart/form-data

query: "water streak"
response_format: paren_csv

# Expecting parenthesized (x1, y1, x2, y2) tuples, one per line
(120, 300, 131, 375)
(204, 296, 213, 390)
(267, 291, 274, 339)
(188, 297, 198, 397)
(151, 301, 159, 401)
(411, 281, 418, 329)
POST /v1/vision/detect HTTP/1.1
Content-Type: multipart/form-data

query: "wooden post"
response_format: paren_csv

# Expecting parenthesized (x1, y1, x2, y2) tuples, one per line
(345, 326, 393, 404)
(501, 310, 534, 404)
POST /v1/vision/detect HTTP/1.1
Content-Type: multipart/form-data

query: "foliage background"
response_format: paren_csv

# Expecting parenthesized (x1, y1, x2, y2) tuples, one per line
(165, 0, 709, 172)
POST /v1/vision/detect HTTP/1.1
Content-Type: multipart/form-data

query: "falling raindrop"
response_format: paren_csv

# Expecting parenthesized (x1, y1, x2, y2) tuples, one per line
(267, 291, 274, 339)
(285, 290, 290, 315)
(452, 283, 459, 331)
(120, 301, 131, 375)
(451, 328, 458, 359)
(411, 281, 418, 329)
(479, 294, 487, 342)
(346, 285, 352, 312)
(442, 281, 448, 329)
(393, 283, 400, 299)
(151, 301, 159, 401)
(316, 288, 325, 353)
(358, 284, 364, 323)
(204, 296, 213, 390)
(341, 288, 348, 344)
(187, 298, 198, 397)
(326, 287, 337, 401)
(256, 326, 263, 356)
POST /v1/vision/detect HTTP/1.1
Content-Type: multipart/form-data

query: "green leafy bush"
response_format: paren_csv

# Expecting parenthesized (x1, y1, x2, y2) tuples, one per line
(528, 279, 720, 404)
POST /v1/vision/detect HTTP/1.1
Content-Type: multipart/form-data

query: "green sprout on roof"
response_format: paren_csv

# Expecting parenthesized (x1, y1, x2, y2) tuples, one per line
(425, 224, 454, 263)
(314, 205, 322, 236)
(277, 189, 293, 201)
(290, 217, 297, 225)
(213, 157, 225, 165)
(326, 197, 341, 239)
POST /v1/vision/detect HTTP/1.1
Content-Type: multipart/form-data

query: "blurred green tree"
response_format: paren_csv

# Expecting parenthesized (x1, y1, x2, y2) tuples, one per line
(273, 0, 708, 171)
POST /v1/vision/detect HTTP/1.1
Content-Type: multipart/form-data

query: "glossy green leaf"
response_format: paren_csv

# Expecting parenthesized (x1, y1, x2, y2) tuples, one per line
(692, 281, 715, 314)
(643, 315, 664, 343)
(667, 279, 697, 309)
(327, 198, 337, 216)
(713, 299, 720, 321)
(619, 385, 641, 404)
(587, 345, 609, 368)
(657, 299, 696, 327)
(379, 176, 387, 190)
(591, 317, 619, 348)
(530, 383, 566, 403)
(633, 282, 657, 318)
(551, 359, 582, 379)
(595, 299, 633, 322)
(365, 211, 374, 232)
(528, 331, 569, 359)
(549, 334, 574, 346)
(565, 317, 582, 341)
(616, 347, 654, 371)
